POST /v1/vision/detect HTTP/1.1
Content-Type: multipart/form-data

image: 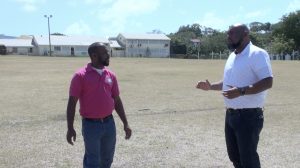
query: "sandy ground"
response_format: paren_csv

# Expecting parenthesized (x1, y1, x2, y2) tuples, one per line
(0, 56, 299, 168)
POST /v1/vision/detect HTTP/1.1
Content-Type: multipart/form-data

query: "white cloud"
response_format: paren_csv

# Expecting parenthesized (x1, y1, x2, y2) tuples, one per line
(100, 0, 114, 3)
(245, 10, 267, 19)
(177, 9, 188, 16)
(238, 6, 245, 12)
(23, 4, 36, 12)
(67, 0, 114, 7)
(66, 0, 79, 7)
(84, 0, 98, 5)
(95, 0, 160, 35)
(287, 0, 300, 13)
(15, 0, 45, 12)
(84, 0, 114, 5)
(197, 12, 226, 30)
(64, 21, 92, 35)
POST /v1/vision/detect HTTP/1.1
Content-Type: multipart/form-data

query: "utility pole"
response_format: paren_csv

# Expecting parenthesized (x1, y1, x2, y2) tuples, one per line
(44, 15, 52, 56)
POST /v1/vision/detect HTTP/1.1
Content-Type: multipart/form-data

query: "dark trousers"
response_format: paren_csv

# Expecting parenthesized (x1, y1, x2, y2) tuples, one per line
(225, 108, 264, 168)
(82, 117, 116, 168)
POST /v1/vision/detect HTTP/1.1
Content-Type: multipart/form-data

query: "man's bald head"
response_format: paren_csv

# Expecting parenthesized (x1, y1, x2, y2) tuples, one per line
(88, 42, 110, 67)
(88, 42, 107, 57)
(227, 23, 250, 53)
(229, 24, 249, 36)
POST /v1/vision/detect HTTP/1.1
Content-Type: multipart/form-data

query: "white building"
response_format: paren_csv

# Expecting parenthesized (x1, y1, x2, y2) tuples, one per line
(116, 33, 170, 58)
(108, 40, 125, 57)
(32, 35, 109, 56)
(0, 38, 34, 55)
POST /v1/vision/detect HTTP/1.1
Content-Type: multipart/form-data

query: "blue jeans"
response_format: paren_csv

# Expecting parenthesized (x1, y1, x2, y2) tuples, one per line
(82, 117, 116, 168)
(225, 108, 264, 168)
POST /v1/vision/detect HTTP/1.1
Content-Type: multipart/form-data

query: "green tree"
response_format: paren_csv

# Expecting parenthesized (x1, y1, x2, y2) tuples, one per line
(249, 22, 264, 32)
(199, 31, 227, 58)
(177, 23, 202, 37)
(249, 22, 271, 33)
(270, 34, 295, 54)
(273, 10, 300, 50)
(169, 29, 198, 56)
(249, 32, 272, 49)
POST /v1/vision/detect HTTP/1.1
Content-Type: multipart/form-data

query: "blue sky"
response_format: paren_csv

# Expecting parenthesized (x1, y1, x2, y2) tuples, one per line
(1, 0, 299, 37)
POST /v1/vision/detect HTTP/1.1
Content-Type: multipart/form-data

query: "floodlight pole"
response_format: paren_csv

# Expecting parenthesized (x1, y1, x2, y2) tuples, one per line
(44, 15, 52, 56)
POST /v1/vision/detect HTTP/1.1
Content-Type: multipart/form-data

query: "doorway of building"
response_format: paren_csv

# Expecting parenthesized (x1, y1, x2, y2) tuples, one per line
(0, 45, 6, 55)
(71, 47, 74, 56)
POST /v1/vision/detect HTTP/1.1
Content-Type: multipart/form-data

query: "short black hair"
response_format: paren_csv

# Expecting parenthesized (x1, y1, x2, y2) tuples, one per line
(88, 42, 106, 56)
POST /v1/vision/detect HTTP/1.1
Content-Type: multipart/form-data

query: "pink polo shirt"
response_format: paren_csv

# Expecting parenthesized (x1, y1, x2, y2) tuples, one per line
(69, 63, 120, 118)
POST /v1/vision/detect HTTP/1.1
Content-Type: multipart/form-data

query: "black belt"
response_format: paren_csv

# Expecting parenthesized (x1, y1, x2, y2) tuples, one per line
(226, 108, 262, 113)
(82, 114, 113, 122)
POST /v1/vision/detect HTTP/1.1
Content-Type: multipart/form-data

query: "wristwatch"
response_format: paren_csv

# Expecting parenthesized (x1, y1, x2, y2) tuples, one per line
(238, 85, 253, 96)
(238, 87, 246, 96)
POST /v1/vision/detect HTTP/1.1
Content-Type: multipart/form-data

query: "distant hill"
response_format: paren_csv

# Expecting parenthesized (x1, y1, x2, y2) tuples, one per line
(0, 34, 16, 39)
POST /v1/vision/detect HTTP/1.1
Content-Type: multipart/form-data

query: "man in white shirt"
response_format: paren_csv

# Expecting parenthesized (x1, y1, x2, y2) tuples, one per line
(196, 24, 273, 168)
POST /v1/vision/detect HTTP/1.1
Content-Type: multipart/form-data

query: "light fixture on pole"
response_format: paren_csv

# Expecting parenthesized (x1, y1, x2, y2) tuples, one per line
(44, 15, 52, 56)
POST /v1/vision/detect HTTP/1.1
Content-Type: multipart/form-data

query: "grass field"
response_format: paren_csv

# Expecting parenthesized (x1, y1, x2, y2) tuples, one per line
(0, 55, 299, 168)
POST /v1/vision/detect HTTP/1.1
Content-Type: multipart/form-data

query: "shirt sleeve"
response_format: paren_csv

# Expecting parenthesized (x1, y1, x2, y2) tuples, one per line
(69, 73, 82, 98)
(250, 50, 273, 80)
(111, 74, 120, 98)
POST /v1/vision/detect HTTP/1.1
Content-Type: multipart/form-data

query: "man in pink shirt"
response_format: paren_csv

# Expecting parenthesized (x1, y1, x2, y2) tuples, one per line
(66, 42, 132, 168)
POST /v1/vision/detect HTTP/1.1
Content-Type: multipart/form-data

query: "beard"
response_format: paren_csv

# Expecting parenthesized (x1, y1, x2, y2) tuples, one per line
(102, 59, 109, 66)
(96, 58, 109, 66)
(227, 38, 243, 51)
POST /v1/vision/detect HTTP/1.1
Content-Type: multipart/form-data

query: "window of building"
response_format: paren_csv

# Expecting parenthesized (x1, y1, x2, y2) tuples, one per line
(54, 46, 61, 51)
(12, 47, 18, 53)
(81, 52, 88, 55)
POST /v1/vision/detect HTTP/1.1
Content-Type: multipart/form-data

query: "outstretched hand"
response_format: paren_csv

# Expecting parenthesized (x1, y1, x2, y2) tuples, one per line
(196, 79, 211, 91)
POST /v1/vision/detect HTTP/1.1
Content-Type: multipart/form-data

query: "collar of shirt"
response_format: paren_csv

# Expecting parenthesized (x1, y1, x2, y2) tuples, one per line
(86, 63, 105, 75)
(235, 41, 252, 56)
(92, 67, 104, 75)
